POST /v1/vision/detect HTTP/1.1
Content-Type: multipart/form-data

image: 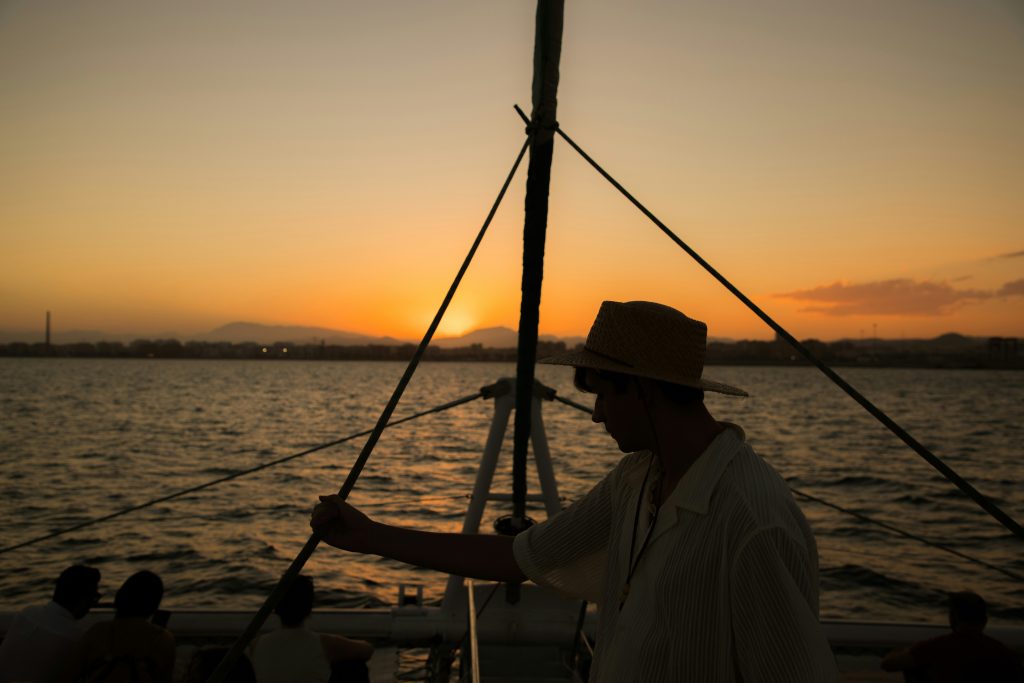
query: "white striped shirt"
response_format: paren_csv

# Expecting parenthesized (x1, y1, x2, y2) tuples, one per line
(513, 424, 839, 682)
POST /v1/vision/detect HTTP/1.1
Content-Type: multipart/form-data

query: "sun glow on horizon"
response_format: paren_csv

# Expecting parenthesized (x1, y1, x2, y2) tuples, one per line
(434, 311, 477, 339)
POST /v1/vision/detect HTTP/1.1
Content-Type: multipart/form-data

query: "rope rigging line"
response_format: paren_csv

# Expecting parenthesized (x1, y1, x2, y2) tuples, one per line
(549, 392, 1024, 584)
(519, 107, 1024, 544)
(791, 489, 1024, 583)
(209, 135, 533, 682)
(451, 581, 504, 653)
(0, 391, 484, 558)
(551, 393, 594, 415)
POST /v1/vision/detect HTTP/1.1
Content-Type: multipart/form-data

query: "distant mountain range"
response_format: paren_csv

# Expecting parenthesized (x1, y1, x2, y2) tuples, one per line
(0, 321, 1003, 350)
(829, 332, 983, 349)
(431, 326, 586, 349)
(0, 321, 587, 348)
(198, 322, 589, 348)
(192, 322, 408, 346)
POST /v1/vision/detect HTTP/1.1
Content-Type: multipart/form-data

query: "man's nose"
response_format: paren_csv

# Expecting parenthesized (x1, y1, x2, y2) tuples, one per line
(591, 401, 604, 423)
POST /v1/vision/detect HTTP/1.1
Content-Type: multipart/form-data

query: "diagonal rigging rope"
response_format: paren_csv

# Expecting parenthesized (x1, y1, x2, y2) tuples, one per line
(519, 106, 1024, 544)
(0, 391, 484, 558)
(790, 489, 1024, 583)
(550, 387, 1024, 583)
(209, 135, 532, 682)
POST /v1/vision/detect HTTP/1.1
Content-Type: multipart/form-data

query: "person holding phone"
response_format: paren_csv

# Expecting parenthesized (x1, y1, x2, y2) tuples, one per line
(60, 570, 175, 683)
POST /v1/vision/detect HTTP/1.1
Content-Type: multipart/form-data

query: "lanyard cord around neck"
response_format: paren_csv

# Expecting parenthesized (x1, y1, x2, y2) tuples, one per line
(620, 454, 660, 611)
(619, 380, 669, 611)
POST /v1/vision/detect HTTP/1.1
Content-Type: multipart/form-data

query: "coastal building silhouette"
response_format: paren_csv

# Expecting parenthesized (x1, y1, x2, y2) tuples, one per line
(987, 337, 1019, 361)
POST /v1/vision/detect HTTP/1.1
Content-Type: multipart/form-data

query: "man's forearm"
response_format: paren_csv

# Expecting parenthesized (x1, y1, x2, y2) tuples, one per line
(363, 522, 527, 583)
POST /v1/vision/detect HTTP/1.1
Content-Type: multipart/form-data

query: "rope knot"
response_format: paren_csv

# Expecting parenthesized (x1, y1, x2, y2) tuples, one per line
(524, 120, 560, 136)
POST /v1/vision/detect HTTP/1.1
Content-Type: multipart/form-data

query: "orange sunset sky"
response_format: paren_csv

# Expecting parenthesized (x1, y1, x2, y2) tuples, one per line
(1, 0, 1022, 343)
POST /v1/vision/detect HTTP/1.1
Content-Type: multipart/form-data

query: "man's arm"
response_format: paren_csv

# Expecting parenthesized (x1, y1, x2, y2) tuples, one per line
(311, 495, 526, 583)
(320, 633, 374, 662)
(730, 527, 839, 682)
(880, 647, 917, 672)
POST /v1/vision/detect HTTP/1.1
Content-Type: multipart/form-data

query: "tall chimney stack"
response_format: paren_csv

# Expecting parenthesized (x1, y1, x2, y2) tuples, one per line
(45, 310, 51, 348)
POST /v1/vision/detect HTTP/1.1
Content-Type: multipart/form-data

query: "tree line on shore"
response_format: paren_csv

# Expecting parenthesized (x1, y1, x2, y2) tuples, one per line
(0, 336, 1019, 369)
(0, 339, 572, 362)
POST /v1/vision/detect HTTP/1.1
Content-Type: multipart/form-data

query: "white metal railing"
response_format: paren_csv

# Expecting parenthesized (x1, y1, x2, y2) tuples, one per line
(465, 579, 481, 683)
(579, 629, 594, 658)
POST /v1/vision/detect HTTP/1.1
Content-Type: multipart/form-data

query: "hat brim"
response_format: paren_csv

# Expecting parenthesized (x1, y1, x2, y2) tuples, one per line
(539, 348, 748, 397)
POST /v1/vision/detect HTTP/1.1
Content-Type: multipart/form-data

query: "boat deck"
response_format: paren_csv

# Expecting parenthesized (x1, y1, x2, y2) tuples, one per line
(5, 607, 1020, 681)
(169, 646, 898, 681)
(162, 645, 969, 682)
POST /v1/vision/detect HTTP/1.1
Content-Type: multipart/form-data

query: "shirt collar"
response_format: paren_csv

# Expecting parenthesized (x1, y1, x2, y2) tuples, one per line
(660, 422, 745, 515)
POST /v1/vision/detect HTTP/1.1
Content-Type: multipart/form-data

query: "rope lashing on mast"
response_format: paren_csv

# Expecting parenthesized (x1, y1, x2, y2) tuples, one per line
(521, 119, 560, 135)
(550, 397, 1024, 584)
(0, 391, 484, 558)
(208, 136, 533, 682)
(521, 109, 1024, 544)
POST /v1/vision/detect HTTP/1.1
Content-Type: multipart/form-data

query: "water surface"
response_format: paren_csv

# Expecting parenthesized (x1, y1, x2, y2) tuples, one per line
(1, 359, 1021, 626)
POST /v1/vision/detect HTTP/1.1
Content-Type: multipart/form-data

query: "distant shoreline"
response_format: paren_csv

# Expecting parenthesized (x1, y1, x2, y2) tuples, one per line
(1, 337, 1020, 370)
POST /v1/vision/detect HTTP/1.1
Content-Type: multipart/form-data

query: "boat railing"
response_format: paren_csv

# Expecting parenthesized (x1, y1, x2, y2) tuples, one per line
(463, 579, 481, 683)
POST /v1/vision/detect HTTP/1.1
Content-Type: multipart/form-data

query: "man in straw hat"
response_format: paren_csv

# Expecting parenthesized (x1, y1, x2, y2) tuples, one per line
(313, 300, 838, 681)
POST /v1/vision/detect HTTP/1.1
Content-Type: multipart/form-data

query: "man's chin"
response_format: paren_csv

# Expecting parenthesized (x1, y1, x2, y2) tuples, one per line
(606, 432, 639, 453)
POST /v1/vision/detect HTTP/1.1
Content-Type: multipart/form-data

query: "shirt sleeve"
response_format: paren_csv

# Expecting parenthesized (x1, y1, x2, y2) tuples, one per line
(512, 459, 622, 603)
(730, 526, 839, 682)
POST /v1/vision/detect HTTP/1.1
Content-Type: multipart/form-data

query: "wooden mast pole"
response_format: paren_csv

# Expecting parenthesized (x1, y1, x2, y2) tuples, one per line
(508, 0, 564, 543)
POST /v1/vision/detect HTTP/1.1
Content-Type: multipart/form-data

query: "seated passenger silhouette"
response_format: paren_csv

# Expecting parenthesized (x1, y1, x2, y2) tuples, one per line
(61, 570, 175, 683)
(247, 574, 372, 683)
(0, 564, 101, 683)
(881, 591, 1023, 682)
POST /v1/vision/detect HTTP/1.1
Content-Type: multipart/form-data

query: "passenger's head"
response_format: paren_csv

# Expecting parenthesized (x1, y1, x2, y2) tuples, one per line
(114, 570, 164, 619)
(948, 591, 987, 633)
(53, 564, 101, 619)
(275, 574, 315, 627)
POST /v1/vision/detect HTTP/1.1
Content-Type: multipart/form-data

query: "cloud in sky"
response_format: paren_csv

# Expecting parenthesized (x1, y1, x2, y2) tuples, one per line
(996, 250, 1024, 259)
(775, 278, 1024, 316)
(997, 278, 1024, 297)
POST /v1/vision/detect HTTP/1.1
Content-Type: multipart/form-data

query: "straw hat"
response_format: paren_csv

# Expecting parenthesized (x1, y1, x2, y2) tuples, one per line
(540, 300, 747, 397)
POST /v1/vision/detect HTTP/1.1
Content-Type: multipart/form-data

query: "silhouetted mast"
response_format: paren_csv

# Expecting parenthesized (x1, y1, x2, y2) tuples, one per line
(510, 0, 564, 534)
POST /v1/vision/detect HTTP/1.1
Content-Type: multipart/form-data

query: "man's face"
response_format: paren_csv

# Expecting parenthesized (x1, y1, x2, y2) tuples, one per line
(586, 370, 651, 453)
